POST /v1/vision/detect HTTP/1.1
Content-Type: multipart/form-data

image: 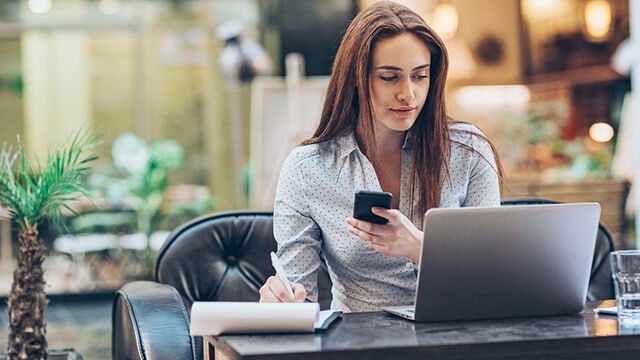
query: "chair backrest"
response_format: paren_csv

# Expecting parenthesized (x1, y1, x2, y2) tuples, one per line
(501, 198, 615, 301)
(154, 210, 332, 311)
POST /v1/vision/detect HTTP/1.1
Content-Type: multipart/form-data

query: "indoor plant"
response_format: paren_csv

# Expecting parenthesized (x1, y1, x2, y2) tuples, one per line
(89, 132, 185, 277)
(0, 128, 100, 359)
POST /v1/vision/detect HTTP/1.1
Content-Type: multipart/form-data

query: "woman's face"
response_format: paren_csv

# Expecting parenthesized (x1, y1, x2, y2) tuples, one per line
(369, 32, 431, 135)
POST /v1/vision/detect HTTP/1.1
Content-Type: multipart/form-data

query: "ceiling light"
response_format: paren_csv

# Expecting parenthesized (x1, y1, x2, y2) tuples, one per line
(589, 122, 614, 143)
(28, 0, 51, 14)
(432, 2, 458, 40)
(584, 0, 612, 41)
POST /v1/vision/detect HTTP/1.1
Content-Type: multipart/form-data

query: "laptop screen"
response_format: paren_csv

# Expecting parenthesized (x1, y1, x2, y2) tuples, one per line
(407, 202, 600, 322)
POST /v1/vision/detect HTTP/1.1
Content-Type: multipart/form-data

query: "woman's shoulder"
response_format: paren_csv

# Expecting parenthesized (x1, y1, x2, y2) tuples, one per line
(284, 143, 321, 168)
(285, 136, 347, 164)
(289, 134, 354, 159)
(448, 121, 487, 143)
(449, 121, 483, 134)
(290, 142, 320, 156)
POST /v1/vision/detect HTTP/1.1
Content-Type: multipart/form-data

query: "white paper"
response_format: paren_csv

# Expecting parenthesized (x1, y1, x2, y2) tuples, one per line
(190, 302, 320, 335)
(594, 306, 618, 315)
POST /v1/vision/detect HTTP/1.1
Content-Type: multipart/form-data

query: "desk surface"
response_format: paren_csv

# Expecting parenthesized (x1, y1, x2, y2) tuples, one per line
(207, 300, 640, 360)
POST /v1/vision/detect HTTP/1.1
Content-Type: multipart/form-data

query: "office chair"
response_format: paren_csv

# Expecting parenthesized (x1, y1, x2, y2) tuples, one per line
(111, 210, 331, 360)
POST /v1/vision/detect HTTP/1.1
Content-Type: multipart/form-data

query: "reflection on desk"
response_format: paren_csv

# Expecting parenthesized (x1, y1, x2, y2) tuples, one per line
(206, 300, 640, 360)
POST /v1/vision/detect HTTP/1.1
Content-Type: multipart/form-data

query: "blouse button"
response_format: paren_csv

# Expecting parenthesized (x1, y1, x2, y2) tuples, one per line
(405, 262, 413, 268)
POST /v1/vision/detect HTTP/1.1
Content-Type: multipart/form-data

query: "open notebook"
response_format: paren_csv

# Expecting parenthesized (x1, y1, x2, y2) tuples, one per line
(190, 302, 341, 335)
(383, 202, 601, 322)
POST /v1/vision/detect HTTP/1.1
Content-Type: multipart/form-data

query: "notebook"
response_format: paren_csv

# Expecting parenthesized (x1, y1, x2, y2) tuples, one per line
(190, 302, 342, 335)
(383, 202, 601, 322)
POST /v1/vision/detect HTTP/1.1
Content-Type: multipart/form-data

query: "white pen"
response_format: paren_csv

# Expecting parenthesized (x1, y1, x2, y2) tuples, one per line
(270, 251, 295, 299)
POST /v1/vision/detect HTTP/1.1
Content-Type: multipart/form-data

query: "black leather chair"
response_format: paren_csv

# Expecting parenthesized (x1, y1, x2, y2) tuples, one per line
(111, 210, 332, 360)
(501, 198, 615, 301)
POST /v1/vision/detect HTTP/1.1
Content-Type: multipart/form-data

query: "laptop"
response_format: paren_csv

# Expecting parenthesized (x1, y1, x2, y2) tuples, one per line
(383, 202, 601, 322)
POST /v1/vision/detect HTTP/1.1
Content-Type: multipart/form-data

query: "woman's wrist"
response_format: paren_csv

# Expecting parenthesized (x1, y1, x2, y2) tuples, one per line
(410, 230, 423, 263)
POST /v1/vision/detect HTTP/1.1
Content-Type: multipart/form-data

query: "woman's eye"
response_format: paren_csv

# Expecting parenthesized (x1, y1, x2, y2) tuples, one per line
(380, 75, 398, 82)
(413, 74, 429, 80)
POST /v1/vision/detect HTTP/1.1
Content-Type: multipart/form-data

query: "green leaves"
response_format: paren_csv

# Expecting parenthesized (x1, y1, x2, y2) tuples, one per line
(0, 127, 101, 230)
(106, 132, 185, 217)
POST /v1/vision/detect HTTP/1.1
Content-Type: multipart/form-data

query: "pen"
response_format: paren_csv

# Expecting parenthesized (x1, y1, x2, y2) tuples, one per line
(270, 251, 295, 299)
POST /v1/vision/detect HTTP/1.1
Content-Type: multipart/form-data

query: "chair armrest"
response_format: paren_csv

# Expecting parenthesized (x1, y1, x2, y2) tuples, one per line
(111, 281, 197, 360)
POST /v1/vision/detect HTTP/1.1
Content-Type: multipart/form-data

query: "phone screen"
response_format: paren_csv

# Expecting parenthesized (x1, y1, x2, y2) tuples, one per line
(353, 190, 392, 224)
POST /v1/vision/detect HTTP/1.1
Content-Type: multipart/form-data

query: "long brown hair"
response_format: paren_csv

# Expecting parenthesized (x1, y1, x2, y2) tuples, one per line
(302, 1, 502, 217)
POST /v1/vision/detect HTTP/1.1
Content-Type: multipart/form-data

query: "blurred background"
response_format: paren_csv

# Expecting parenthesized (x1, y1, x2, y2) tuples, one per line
(0, 0, 637, 297)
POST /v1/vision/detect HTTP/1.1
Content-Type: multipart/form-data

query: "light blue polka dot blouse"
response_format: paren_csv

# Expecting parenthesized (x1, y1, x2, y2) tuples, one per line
(273, 122, 501, 312)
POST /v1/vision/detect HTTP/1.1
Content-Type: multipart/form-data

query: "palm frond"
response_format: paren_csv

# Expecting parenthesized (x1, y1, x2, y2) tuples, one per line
(0, 144, 24, 222)
(0, 126, 102, 230)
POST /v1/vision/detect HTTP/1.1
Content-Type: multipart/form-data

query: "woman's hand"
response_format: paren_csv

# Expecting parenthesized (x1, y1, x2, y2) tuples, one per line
(347, 207, 423, 263)
(259, 276, 307, 303)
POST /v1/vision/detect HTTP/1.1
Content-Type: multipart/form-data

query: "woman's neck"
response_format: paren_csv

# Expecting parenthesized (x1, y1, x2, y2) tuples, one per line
(369, 129, 405, 208)
(373, 130, 405, 157)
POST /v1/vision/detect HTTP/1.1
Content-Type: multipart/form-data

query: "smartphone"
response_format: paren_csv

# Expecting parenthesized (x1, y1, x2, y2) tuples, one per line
(353, 190, 393, 225)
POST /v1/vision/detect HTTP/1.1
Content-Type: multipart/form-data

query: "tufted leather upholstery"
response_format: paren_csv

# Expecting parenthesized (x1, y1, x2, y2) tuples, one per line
(111, 210, 332, 360)
(501, 198, 615, 301)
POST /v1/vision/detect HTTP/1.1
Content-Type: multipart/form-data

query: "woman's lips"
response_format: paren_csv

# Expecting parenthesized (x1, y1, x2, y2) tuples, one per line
(391, 107, 416, 116)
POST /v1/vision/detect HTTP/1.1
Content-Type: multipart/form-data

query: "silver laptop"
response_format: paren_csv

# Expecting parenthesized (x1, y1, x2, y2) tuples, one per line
(383, 202, 601, 322)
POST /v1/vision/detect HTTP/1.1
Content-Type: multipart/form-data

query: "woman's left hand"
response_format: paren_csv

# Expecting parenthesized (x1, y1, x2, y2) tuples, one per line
(347, 207, 423, 263)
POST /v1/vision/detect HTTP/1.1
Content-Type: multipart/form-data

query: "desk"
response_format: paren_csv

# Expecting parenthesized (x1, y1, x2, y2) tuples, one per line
(204, 300, 640, 360)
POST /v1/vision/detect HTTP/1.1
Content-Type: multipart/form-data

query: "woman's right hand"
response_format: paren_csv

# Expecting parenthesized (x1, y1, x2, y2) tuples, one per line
(259, 276, 307, 303)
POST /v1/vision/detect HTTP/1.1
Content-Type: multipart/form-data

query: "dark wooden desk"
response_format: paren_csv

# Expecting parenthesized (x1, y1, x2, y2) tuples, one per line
(204, 300, 640, 360)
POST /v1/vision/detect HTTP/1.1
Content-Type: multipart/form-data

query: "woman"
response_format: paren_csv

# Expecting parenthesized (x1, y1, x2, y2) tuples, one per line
(259, 0, 503, 312)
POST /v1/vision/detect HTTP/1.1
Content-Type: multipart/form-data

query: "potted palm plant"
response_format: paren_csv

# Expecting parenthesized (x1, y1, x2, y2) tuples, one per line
(0, 128, 100, 360)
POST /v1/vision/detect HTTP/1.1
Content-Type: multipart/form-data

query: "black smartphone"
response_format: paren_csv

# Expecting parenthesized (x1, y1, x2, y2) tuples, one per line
(353, 190, 393, 225)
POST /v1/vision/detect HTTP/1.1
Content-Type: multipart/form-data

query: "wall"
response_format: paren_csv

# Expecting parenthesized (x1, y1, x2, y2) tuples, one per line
(0, 38, 23, 147)
(452, 0, 523, 85)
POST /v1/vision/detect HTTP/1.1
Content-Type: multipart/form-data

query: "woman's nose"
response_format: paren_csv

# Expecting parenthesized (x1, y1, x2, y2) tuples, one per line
(397, 77, 416, 102)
